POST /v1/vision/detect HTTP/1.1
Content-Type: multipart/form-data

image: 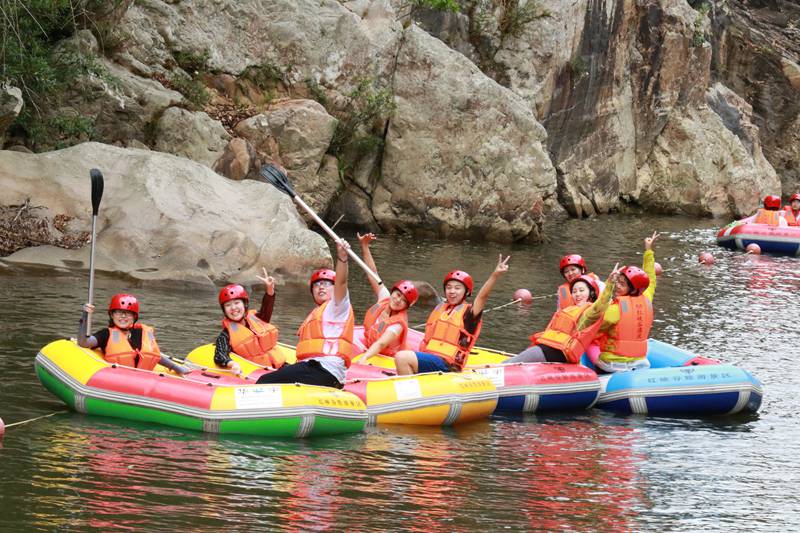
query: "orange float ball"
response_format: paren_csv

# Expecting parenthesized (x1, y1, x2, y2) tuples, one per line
(513, 288, 533, 303)
(698, 252, 715, 265)
(746, 243, 761, 255)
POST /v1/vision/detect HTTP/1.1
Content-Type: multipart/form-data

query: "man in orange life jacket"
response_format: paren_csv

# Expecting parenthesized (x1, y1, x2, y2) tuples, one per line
(504, 267, 618, 364)
(393, 254, 511, 375)
(256, 239, 353, 388)
(752, 195, 788, 226)
(556, 254, 603, 310)
(214, 267, 284, 375)
(356, 231, 419, 362)
(79, 294, 189, 374)
(783, 193, 800, 226)
(591, 232, 659, 373)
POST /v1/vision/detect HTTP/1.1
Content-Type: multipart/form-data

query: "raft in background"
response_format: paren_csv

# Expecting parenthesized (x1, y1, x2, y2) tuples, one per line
(581, 339, 763, 416)
(716, 220, 800, 256)
(352, 328, 601, 415)
(36, 340, 367, 437)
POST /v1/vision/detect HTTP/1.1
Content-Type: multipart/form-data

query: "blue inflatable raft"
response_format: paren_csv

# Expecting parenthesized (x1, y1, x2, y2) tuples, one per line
(582, 340, 763, 416)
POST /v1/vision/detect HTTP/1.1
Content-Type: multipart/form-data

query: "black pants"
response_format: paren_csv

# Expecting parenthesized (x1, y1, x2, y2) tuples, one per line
(255, 359, 342, 388)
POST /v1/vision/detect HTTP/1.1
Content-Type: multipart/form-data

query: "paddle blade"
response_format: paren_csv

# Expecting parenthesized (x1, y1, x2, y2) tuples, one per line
(89, 168, 104, 216)
(258, 164, 296, 197)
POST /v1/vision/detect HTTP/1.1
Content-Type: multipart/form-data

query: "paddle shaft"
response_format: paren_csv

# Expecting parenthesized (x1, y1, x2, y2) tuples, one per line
(85, 213, 99, 335)
(291, 194, 383, 285)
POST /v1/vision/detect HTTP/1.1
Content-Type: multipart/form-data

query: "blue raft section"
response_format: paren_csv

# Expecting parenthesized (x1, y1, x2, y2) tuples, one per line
(580, 340, 763, 416)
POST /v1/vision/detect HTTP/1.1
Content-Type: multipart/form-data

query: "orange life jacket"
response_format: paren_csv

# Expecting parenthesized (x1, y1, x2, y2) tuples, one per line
(557, 272, 600, 310)
(530, 303, 603, 364)
(596, 296, 653, 360)
(104, 324, 161, 371)
(362, 298, 408, 356)
(753, 208, 782, 226)
(783, 207, 799, 226)
(420, 302, 481, 370)
(222, 310, 284, 368)
(296, 300, 355, 367)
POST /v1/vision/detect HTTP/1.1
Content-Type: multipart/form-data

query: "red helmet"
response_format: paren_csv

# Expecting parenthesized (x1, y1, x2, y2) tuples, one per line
(309, 269, 336, 291)
(763, 195, 781, 210)
(619, 266, 650, 295)
(391, 280, 419, 307)
(569, 275, 600, 301)
(108, 293, 139, 316)
(443, 270, 473, 296)
(218, 284, 249, 305)
(559, 254, 587, 274)
(790, 193, 800, 203)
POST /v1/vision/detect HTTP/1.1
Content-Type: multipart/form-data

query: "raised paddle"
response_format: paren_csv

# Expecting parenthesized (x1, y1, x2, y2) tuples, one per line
(258, 164, 383, 285)
(83, 168, 104, 337)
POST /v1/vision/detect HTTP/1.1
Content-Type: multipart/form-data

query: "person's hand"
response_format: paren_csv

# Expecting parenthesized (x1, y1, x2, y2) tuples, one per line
(256, 267, 275, 295)
(644, 231, 659, 251)
(336, 239, 351, 262)
(607, 262, 620, 285)
(493, 254, 511, 276)
(228, 361, 242, 376)
(83, 303, 95, 314)
(357, 232, 376, 247)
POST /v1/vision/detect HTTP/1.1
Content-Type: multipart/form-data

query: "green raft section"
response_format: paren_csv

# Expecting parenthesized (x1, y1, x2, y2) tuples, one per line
(35, 361, 365, 438)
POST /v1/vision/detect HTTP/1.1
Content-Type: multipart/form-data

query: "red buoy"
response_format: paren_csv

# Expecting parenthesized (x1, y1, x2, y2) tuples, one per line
(699, 252, 715, 265)
(746, 243, 761, 255)
(654, 262, 663, 276)
(0, 417, 5, 437)
(513, 288, 533, 303)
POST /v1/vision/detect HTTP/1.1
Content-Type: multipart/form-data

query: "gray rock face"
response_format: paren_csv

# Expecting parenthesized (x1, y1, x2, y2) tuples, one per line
(154, 107, 231, 168)
(0, 85, 23, 146)
(0, 142, 330, 285)
(376, 26, 558, 242)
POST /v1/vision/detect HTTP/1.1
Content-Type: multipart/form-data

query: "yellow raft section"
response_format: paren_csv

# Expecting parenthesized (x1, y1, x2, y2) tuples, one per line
(351, 345, 512, 370)
(186, 343, 499, 425)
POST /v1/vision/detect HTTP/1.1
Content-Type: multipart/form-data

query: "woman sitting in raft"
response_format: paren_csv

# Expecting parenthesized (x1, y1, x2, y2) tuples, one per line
(214, 268, 285, 376)
(394, 255, 510, 375)
(556, 254, 603, 310)
(752, 195, 788, 226)
(255, 239, 353, 388)
(356, 232, 419, 363)
(79, 294, 189, 374)
(783, 193, 800, 226)
(504, 266, 619, 365)
(589, 232, 659, 373)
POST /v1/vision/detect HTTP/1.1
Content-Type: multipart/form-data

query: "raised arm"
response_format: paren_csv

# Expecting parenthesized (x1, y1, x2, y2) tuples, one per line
(358, 232, 383, 297)
(643, 231, 658, 301)
(334, 239, 350, 304)
(472, 254, 510, 316)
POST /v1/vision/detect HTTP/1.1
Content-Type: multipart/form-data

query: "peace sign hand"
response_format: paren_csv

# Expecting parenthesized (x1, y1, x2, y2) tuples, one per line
(645, 231, 659, 251)
(493, 254, 511, 276)
(256, 267, 275, 296)
(357, 232, 377, 247)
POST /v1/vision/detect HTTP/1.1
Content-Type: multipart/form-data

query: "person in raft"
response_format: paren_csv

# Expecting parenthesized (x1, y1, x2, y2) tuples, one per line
(393, 255, 511, 375)
(214, 268, 285, 376)
(255, 239, 353, 388)
(503, 266, 619, 365)
(752, 195, 788, 226)
(590, 232, 659, 373)
(556, 254, 603, 310)
(783, 193, 800, 226)
(356, 232, 419, 363)
(79, 294, 189, 375)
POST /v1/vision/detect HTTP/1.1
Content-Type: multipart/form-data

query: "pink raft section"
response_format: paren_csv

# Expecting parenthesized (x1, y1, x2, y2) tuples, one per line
(86, 367, 251, 410)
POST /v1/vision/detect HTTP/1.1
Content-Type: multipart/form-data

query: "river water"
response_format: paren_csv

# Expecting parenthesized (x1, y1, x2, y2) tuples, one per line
(0, 214, 797, 531)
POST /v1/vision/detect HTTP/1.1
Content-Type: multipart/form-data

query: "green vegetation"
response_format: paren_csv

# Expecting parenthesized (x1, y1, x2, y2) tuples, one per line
(0, 0, 125, 150)
(692, 2, 710, 47)
(328, 77, 396, 178)
(397, 0, 461, 18)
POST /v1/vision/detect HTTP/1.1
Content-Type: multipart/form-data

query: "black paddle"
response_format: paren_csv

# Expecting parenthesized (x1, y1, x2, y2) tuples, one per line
(83, 168, 104, 337)
(258, 164, 383, 285)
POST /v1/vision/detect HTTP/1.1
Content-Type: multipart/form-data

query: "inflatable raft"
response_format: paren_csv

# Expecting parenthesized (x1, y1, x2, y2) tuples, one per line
(716, 220, 800, 256)
(581, 339, 763, 416)
(352, 328, 601, 414)
(188, 343, 499, 426)
(36, 340, 367, 437)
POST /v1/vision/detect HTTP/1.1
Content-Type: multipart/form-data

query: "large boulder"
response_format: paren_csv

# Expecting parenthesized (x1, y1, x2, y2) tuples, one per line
(154, 107, 231, 168)
(0, 142, 330, 285)
(376, 26, 558, 242)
